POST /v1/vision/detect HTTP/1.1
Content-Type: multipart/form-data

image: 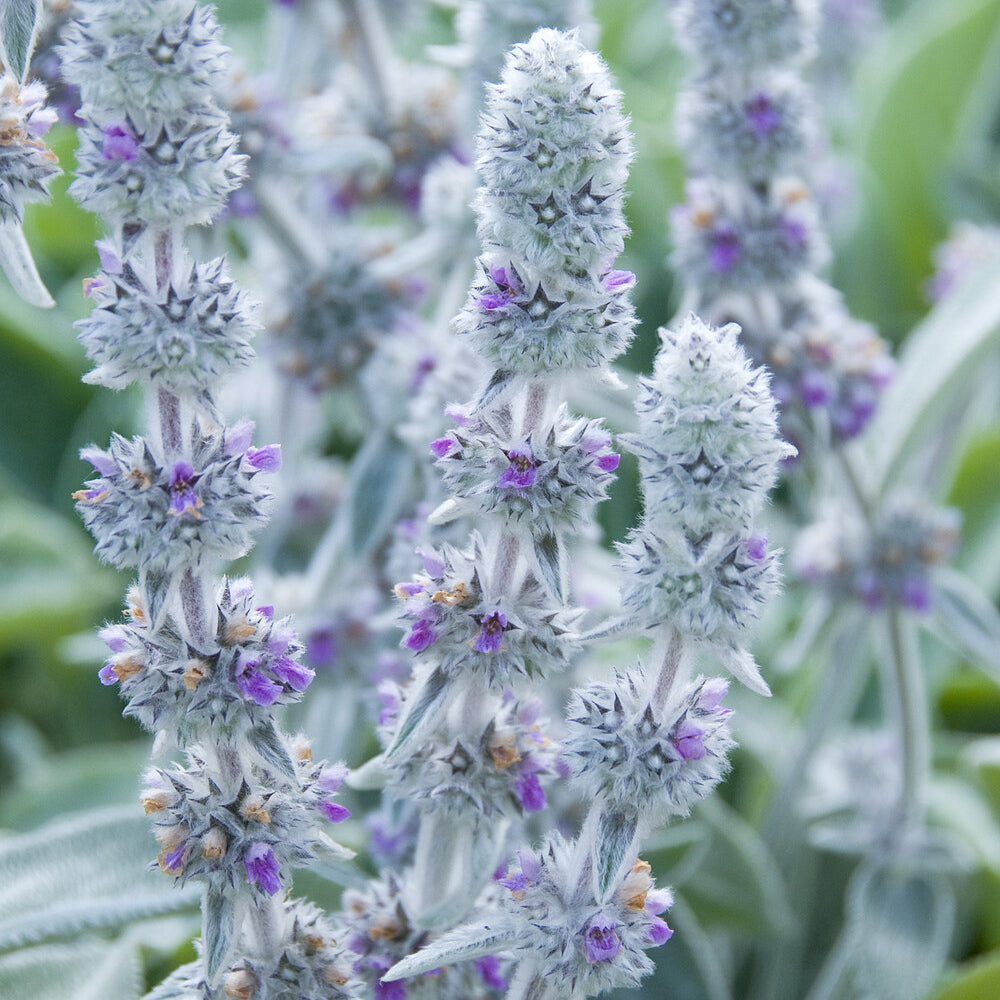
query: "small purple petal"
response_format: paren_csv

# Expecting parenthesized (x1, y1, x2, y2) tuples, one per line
(320, 800, 351, 823)
(585, 915, 622, 963)
(475, 956, 508, 991)
(800, 369, 834, 408)
(472, 611, 507, 654)
(498, 447, 537, 489)
(648, 917, 674, 946)
(81, 447, 117, 477)
(900, 574, 932, 613)
(404, 620, 437, 652)
(271, 654, 315, 691)
(317, 763, 349, 792)
(236, 665, 283, 705)
(95, 241, 122, 275)
(255, 605, 274, 621)
(672, 720, 706, 761)
(246, 444, 282, 472)
(98, 662, 118, 685)
(479, 292, 512, 310)
(514, 770, 546, 812)
(244, 842, 281, 895)
(499, 871, 531, 893)
(98, 626, 128, 653)
(102, 122, 140, 162)
(781, 217, 808, 248)
(596, 453, 620, 472)
(224, 419, 255, 456)
(444, 404, 471, 426)
(644, 889, 674, 915)
(696, 678, 729, 712)
(267, 621, 297, 654)
(605, 269, 635, 289)
(745, 92, 781, 136)
(164, 842, 186, 871)
(743, 534, 768, 563)
(416, 547, 444, 577)
(429, 437, 454, 458)
(710, 227, 740, 272)
(374, 978, 406, 1000)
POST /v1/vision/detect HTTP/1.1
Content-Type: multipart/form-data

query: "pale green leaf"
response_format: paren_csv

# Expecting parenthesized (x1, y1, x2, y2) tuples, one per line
(931, 566, 1000, 682)
(0, 0, 40, 82)
(0, 938, 141, 1000)
(594, 807, 638, 903)
(0, 804, 198, 951)
(347, 432, 414, 559)
(383, 924, 517, 982)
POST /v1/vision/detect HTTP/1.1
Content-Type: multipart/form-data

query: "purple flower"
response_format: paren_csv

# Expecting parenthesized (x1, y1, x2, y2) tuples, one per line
(98, 662, 118, 685)
(430, 437, 455, 458)
(745, 92, 781, 137)
(474, 956, 508, 991)
(318, 763, 350, 792)
(644, 889, 673, 915)
(374, 977, 406, 1000)
(648, 916, 674, 946)
(256, 604, 274, 621)
(102, 122, 140, 162)
(605, 269, 636, 289)
(800, 369, 834, 408)
(163, 842, 186, 873)
(244, 842, 282, 895)
(404, 619, 438, 652)
(235, 656, 283, 705)
(168, 462, 200, 516)
(271, 654, 315, 691)
(743, 534, 768, 563)
(479, 292, 513, 310)
(99, 626, 128, 653)
(498, 446, 537, 488)
(514, 769, 546, 812)
(672, 720, 706, 761)
(900, 574, 932, 613)
(224, 420, 255, 456)
(697, 678, 729, 712)
(472, 611, 507, 654)
(320, 800, 352, 823)
(81, 447, 117, 477)
(95, 241, 122, 275)
(245, 444, 282, 472)
(781, 216, 808, 249)
(584, 915, 622, 963)
(710, 227, 740, 272)
(596, 453, 621, 472)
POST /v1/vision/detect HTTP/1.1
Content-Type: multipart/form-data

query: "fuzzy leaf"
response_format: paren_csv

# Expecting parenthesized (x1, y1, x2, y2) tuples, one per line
(868, 249, 1000, 492)
(932, 567, 1000, 681)
(202, 886, 236, 986)
(384, 666, 448, 761)
(594, 807, 639, 902)
(0, 222, 53, 307)
(846, 860, 955, 1000)
(0, 0, 40, 83)
(347, 432, 413, 559)
(345, 753, 387, 790)
(717, 644, 771, 697)
(0, 805, 198, 952)
(383, 924, 517, 982)
(143, 961, 202, 1000)
(0, 939, 142, 1000)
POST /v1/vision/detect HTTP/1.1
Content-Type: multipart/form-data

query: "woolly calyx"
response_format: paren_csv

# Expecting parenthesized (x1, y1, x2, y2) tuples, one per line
(0, 77, 61, 225)
(77, 255, 257, 403)
(96, 577, 317, 740)
(622, 313, 795, 538)
(564, 672, 735, 822)
(384, 836, 672, 1000)
(455, 27, 636, 374)
(75, 430, 277, 580)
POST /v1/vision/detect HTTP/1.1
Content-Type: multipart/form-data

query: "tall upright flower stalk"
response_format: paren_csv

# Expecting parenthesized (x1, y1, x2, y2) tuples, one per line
(63, 2, 355, 996)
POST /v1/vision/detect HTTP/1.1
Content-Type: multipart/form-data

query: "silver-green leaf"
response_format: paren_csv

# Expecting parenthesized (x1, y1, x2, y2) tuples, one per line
(0, 0, 40, 83)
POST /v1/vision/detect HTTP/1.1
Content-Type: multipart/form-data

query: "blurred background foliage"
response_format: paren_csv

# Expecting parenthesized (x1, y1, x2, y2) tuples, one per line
(3, 0, 1000, 998)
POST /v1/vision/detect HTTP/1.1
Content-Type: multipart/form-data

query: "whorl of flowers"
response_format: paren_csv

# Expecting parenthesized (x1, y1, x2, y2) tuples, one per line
(565, 671, 734, 823)
(142, 748, 350, 895)
(385, 696, 558, 819)
(792, 495, 961, 613)
(431, 403, 620, 536)
(382, 837, 673, 1000)
(77, 249, 257, 406)
(669, 0, 891, 450)
(393, 534, 582, 687)
(75, 427, 279, 583)
(618, 314, 792, 694)
(0, 76, 59, 224)
(61, 0, 245, 226)
(95, 577, 315, 741)
(453, 28, 635, 375)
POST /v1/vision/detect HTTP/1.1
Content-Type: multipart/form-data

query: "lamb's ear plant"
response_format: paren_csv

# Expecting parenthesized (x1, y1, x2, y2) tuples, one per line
(61, 2, 359, 996)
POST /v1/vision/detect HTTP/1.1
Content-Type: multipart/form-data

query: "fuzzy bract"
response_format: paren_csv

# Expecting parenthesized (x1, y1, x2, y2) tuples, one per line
(0, 77, 61, 224)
